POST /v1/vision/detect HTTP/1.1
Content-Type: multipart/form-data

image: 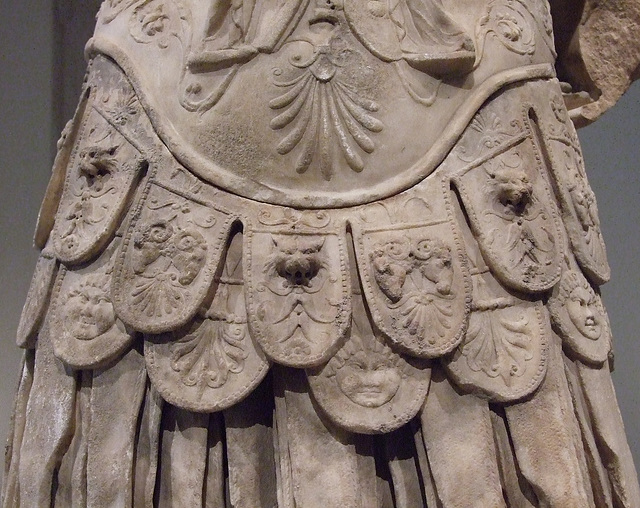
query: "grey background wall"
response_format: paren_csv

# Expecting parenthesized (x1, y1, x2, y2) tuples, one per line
(1, 0, 639, 493)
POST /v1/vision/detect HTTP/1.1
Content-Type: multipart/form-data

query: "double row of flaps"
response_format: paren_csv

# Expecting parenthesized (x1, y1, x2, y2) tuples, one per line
(17, 55, 612, 435)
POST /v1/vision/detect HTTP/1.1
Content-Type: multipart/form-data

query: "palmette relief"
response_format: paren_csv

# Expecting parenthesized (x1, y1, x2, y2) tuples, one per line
(443, 273, 549, 402)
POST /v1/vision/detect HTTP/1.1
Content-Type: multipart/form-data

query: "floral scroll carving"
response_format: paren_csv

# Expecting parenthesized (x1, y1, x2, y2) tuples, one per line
(476, 0, 536, 65)
(128, 0, 189, 49)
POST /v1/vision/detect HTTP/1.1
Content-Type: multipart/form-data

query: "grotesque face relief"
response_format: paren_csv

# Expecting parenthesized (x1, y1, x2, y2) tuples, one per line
(64, 274, 117, 340)
(267, 235, 326, 289)
(334, 337, 402, 408)
(566, 284, 602, 340)
(488, 162, 533, 216)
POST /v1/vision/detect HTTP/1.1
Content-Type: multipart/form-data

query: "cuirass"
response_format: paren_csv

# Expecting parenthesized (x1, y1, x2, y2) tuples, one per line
(24, 0, 612, 414)
(89, 0, 556, 207)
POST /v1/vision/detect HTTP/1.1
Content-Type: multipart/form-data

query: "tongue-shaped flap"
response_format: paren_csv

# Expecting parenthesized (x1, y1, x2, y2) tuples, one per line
(307, 292, 431, 434)
(50, 236, 133, 369)
(451, 100, 563, 293)
(352, 178, 471, 358)
(244, 209, 351, 367)
(535, 88, 610, 285)
(547, 268, 611, 366)
(145, 231, 270, 412)
(51, 94, 146, 265)
(112, 179, 234, 334)
(443, 271, 549, 403)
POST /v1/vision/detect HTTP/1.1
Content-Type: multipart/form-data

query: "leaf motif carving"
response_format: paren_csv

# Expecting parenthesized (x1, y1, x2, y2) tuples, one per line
(476, 0, 536, 65)
(270, 36, 383, 180)
(128, 0, 189, 49)
(169, 316, 248, 390)
(462, 309, 534, 382)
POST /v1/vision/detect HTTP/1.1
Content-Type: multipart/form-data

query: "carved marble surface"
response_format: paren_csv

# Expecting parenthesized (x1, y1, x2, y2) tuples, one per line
(3, 1, 640, 507)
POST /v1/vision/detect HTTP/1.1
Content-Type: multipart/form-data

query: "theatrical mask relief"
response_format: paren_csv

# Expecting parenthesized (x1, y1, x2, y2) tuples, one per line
(4, 0, 640, 507)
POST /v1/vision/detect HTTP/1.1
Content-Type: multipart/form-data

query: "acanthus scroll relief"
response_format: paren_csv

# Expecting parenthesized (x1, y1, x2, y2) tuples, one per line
(128, 0, 189, 49)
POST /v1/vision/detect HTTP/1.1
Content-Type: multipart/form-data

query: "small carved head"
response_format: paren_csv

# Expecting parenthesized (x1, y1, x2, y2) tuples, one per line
(64, 273, 116, 340)
(413, 238, 454, 295)
(78, 143, 118, 190)
(135, 220, 174, 248)
(371, 239, 412, 303)
(558, 271, 603, 341)
(172, 229, 208, 286)
(269, 235, 326, 288)
(487, 162, 533, 215)
(568, 179, 597, 231)
(331, 333, 403, 408)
